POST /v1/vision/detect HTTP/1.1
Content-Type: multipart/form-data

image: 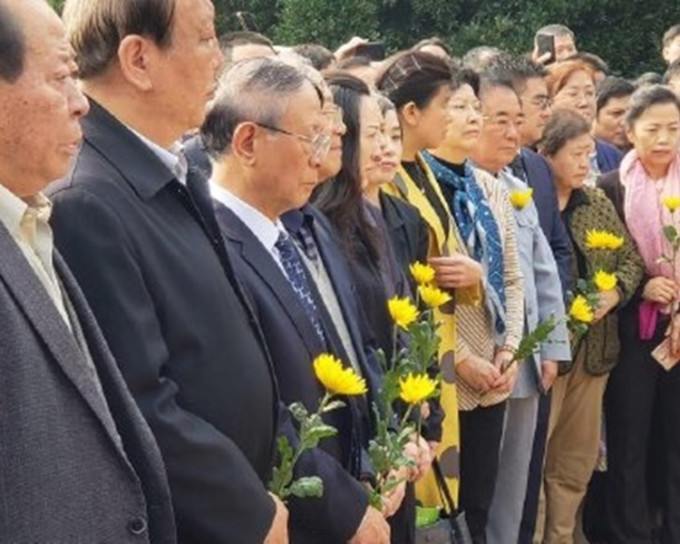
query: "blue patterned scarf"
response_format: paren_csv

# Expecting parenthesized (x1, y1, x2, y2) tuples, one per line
(423, 152, 507, 335)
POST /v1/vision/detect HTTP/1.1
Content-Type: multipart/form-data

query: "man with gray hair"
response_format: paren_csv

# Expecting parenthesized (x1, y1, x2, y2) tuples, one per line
(533, 24, 577, 64)
(203, 56, 392, 544)
(0, 0, 175, 541)
(47, 0, 289, 542)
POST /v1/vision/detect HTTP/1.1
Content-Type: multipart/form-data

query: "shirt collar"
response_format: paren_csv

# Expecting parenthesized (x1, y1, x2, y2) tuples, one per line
(0, 184, 52, 237)
(127, 127, 188, 185)
(210, 180, 284, 253)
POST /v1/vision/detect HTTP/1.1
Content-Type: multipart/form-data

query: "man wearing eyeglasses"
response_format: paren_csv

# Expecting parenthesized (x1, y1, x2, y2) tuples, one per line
(481, 59, 574, 544)
(471, 75, 571, 544)
(204, 57, 391, 544)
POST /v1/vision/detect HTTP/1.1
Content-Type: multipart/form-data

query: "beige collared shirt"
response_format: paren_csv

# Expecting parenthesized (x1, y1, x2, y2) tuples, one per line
(0, 183, 71, 328)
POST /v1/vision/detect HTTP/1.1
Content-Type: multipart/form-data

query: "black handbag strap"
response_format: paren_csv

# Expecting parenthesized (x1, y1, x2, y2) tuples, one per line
(432, 458, 460, 517)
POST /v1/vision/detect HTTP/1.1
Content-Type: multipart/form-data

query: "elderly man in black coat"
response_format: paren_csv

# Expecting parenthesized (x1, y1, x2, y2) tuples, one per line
(48, 0, 289, 543)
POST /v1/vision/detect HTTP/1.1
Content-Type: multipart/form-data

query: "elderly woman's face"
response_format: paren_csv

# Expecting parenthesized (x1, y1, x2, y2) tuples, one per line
(626, 102, 680, 172)
(553, 70, 596, 123)
(547, 132, 594, 190)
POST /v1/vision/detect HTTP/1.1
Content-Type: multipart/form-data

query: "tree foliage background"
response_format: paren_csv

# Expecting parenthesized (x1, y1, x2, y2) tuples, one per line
(49, 0, 680, 77)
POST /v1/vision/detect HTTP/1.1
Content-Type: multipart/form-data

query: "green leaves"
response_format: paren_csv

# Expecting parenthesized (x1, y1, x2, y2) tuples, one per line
(288, 477, 324, 499)
(511, 315, 559, 365)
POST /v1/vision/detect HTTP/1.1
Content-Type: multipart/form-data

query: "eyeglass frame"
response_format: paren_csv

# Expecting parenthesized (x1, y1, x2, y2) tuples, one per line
(254, 122, 332, 161)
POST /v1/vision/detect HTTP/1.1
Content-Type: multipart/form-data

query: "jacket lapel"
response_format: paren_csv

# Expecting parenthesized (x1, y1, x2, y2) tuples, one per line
(0, 225, 127, 459)
(215, 204, 325, 356)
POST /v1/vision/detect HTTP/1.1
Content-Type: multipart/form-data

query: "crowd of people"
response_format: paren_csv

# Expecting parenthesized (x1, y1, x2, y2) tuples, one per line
(2, 0, 680, 543)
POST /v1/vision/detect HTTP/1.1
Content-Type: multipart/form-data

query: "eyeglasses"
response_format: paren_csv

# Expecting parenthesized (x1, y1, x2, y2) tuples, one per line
(323, 105, 344, 128)
(482, 115, 524, 132)
(255, 122, 332, 161)
(531, 96, 553, 111)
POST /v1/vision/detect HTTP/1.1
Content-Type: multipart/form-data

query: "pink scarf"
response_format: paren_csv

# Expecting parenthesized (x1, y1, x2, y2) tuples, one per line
(621, 149, 680, 338)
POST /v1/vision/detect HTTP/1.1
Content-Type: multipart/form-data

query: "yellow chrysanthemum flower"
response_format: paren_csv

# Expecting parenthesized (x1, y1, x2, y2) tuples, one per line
(509, 188, 534, 210)
(585, 229, 624, 251)
(662, 196, 680, 213)
(569, 295, 594, 324)
(593, 270, 618, 291)
(313, 353, 367, 396)
(410, 262, 436, 286)
(388, 296, 419, 329)
(418, 285, 452, 309)
(399, 373, 438, 405)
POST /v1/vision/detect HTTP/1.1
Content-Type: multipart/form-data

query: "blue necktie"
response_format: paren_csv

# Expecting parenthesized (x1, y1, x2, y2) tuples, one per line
(276, 232, 326, 344)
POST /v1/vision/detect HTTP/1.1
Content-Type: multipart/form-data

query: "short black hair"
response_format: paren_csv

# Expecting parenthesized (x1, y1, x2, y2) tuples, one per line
(413, 37, 452, 57)
(635, 72, 663, 88)
(567, 52, 609, 76)
(625, 84, 680, 127)
(596, 77, 636, 113)
(664, 58, 680, 84)
(663, 24, 680, 48)
(540, 108, 591, 157)
(293, 43, 335, 71)
(484, 53, 547, 95)
(219, 31, 274, 60)
(0, 0, 26, 82)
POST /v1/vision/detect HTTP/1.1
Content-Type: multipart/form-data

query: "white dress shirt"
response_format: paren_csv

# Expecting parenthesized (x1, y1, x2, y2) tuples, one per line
(209, 181, 287, 273)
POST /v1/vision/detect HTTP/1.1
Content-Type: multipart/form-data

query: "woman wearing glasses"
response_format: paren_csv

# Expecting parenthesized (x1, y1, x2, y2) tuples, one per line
(546, 60, 623, 184)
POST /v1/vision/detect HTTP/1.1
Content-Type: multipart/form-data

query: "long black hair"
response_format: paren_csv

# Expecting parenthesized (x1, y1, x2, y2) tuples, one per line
(312, 72, 380, 264)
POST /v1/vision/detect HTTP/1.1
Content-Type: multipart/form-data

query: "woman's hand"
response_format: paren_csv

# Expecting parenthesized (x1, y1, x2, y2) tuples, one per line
(456, 355, 501, 393)
(593, 289, 621, 321)
(642, 277, 678, 305)
(490, 349, 518, 394)
(666, 313, 680, 358)
(429, 255, 482, 289)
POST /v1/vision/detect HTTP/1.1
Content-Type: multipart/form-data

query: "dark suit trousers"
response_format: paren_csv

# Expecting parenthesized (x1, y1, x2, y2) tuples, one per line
(605, 314, 680, 544)
(459, 402, 506, 544)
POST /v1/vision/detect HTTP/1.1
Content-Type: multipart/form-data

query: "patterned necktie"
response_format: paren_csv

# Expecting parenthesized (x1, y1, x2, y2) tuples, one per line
(275, 231, 326, 344)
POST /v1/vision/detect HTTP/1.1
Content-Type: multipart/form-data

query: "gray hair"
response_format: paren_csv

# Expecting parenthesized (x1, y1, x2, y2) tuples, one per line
(201, 56, 318, 159)
(534, 24, 575, 42)
(625, 84, 680, 128)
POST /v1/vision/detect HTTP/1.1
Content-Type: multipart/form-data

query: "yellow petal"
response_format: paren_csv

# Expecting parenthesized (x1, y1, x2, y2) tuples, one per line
(313, 353, 367, 396)
(399, 373, 438, 405)
(593, 270, 618, 292)
(418, 285, 452, 309)
(585, 229, 624, 251)
(409, 262, 436, 286)
(662, 196, 680, 213)
(387, 296, 419, 329)
(509, 188, 534, 210)
(569, 295, 594, 324)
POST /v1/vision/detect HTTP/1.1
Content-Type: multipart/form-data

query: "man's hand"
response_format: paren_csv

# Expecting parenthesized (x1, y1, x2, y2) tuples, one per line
(403, 435, 433, 482)
(456, 355, 501, 393)
(348, 506, 391, 544)
(540, 360, 559, 392)
(380, 467, 407, 518)
(264, 492, 289, 544)
(642, 277, 678, 305)
(594, 289, 621, 322)
(334, 36, 368, 60)
(429, 254, 483, 289)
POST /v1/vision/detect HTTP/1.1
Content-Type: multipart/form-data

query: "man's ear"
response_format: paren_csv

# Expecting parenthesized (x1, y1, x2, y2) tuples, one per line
(117, 35, 155, 92)
(230, 122, 258, 166)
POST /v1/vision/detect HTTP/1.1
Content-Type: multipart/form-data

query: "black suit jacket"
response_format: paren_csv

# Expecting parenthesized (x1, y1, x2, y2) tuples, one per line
(48, 101, 279, 544)
(520, 147, 574, 293)
(214, 202, 370, 543)
(0, 223, 175, 542)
